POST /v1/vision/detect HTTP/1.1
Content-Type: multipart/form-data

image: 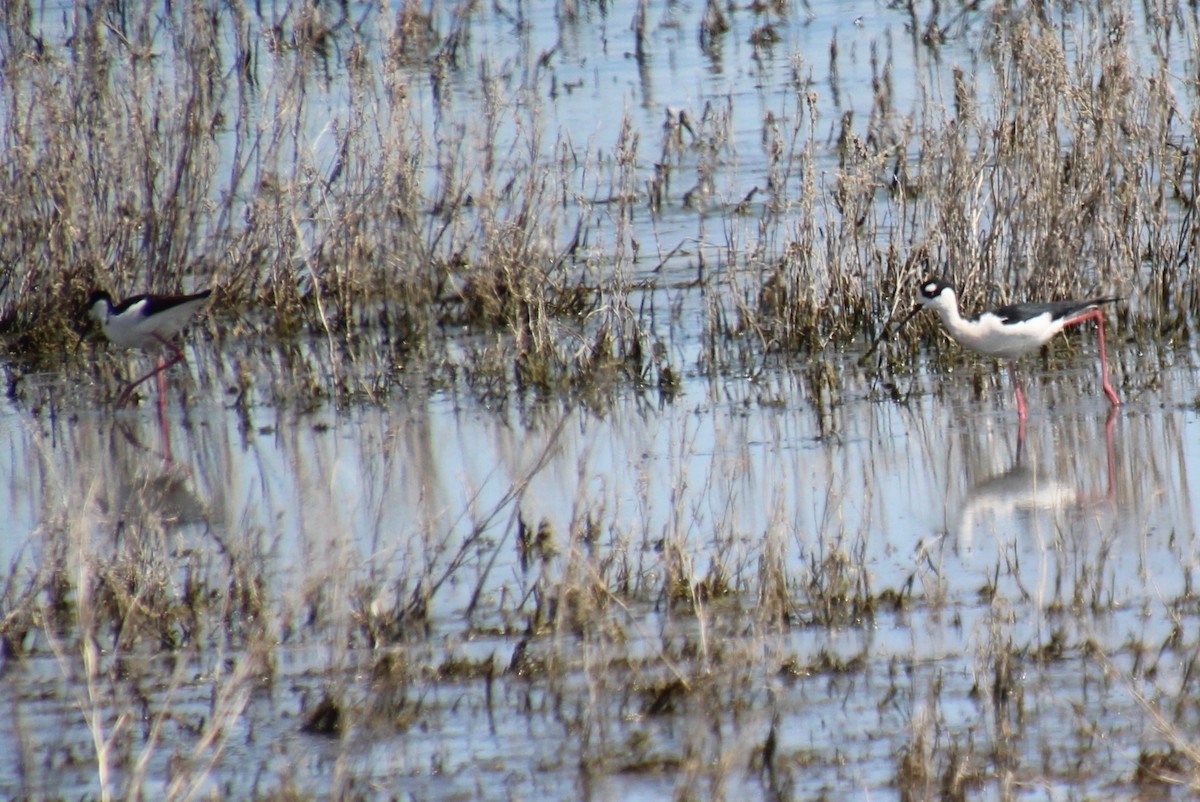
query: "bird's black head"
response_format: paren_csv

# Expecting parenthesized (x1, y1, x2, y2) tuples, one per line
(85, 290, 115, 323)
(917, 278, 956, 307)
(86, 290, 113, 307)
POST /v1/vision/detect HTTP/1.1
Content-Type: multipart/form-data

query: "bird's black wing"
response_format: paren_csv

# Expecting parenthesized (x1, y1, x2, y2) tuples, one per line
(115, 290, 212, 317)
(989, 297, 1118, 325)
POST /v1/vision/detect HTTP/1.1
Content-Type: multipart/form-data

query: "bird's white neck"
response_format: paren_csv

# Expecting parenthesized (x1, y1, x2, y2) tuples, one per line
(924, 290, 975, 340)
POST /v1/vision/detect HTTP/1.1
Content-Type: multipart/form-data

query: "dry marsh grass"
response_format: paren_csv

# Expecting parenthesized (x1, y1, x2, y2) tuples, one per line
(0, 2, 1190, 396)
(6, 1, 1200, 799)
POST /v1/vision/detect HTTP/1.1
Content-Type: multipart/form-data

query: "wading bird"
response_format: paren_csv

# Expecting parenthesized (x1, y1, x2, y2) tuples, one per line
(901, 277, 1120, 420)
(87, 289, 212, 408)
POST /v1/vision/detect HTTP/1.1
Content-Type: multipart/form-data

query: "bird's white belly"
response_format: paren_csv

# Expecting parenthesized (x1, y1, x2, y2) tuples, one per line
(950, 314, 1061, 360)
(103, 316, 166, 350)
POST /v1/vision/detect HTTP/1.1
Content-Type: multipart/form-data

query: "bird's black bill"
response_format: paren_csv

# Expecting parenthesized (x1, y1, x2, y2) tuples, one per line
(860, 303, 923, 364)
(891, 303, 924, 336)
(73, 326, 91, 357)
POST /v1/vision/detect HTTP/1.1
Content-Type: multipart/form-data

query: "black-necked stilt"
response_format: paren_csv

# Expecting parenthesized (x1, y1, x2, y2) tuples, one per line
(904, 277, 1120, 419)
(87, 289, 212, 407)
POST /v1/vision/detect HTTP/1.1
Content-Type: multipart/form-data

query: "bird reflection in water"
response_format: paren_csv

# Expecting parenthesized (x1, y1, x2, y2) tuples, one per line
(954, 411, 1117, 554)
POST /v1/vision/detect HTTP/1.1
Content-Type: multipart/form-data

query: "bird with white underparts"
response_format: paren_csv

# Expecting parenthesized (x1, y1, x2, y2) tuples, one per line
(87, 289, 212, 407)
(897, 277, 1120, 420)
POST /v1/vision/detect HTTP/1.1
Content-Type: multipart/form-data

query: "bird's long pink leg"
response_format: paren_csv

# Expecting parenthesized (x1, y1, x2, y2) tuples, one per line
(1064, 309, 1120, 408)
(1104, 407, 1117, 499)
(1009, 361, 1028, 421)
(1015, 415, 1026, 464)
(113, 340, 185, 408)
(158, 363, 173, 464)
(156, 354, 170, 435)
(1096, 313, 1120, 407)
(156, 355, 168, 406)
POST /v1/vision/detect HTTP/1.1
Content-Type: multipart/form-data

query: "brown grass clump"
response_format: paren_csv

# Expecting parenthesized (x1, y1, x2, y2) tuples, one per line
(0, 4, 616, 401)
(0, 1, 1189, 401)
(7, 3, 1200, 800)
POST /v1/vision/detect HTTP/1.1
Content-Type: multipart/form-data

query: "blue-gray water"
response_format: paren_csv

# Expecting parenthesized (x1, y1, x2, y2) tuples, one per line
(5, 1, 1200, 799)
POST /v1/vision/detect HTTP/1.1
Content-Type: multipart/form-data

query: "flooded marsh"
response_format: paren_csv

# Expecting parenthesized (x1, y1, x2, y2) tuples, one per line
(9, 345, 1200, 799)
(6, 0, 1200, 800)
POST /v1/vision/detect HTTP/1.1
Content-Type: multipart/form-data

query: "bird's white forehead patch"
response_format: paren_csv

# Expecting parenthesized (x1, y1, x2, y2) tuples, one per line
(923, 281, 939, 296)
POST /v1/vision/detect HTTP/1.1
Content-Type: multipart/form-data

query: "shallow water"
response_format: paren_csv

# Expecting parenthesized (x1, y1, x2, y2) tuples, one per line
(3, 332, 1200, 799)
(6, 0, 1200, 799)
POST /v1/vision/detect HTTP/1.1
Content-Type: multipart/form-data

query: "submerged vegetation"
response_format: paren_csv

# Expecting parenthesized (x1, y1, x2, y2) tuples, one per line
(5, 0, 1200, 799)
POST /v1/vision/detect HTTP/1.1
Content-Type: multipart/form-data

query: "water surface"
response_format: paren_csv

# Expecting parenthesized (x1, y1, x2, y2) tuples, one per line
(5, 0, 1200, 799)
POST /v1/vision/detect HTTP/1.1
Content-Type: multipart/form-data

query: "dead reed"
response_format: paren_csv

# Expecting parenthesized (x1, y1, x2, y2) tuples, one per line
(4, 0, 1200, 799)
(0, 2, 1191, 398)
